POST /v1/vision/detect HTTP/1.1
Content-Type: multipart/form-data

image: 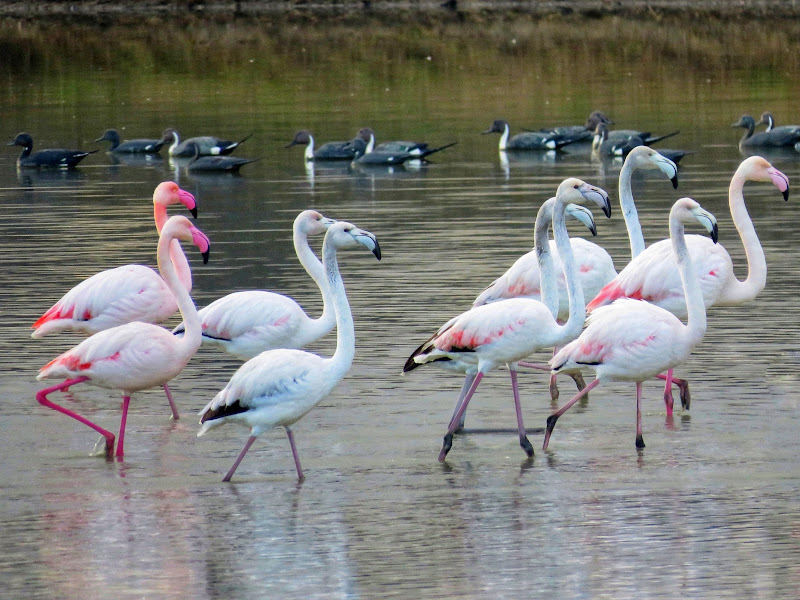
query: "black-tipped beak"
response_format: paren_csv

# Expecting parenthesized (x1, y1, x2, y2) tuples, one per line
(201, 249, 210, 264)
(711, 222, 719, 244)
(671, 175, 679, 189)
(783, 187, 790, 201)
(372, 239, 382, 261)
(190, 207, 198, 219)
(602, 200, 611, 219)
(589, 224, 597, 236)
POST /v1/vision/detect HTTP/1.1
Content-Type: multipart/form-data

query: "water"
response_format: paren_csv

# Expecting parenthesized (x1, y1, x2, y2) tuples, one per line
(1, 16, 800, 599)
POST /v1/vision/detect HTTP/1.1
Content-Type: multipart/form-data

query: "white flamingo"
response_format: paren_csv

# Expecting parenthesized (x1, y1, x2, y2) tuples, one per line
(197, 221, 381, 482)
(586, 156, 789, 412)
(35, 216, 210, 458)
(173, 210, 337, 360)
(451, 146, 678, 430)
(543, 197, 718, 450)
(404, 178, 611, 460)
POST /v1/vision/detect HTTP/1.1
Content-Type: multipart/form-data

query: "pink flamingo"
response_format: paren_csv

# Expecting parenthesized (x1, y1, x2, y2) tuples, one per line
(35, 216, 210, 458)
(404, 178, 611, 460)
(173, 210, 337, 360)
(544, 197, 718, 450)
(197, 221, 381, 482)
(31, 181, 198, 418)
(586, 156, 789, 413)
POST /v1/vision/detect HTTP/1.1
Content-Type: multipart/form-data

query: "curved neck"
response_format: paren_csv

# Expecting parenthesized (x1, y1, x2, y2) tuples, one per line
(294, 226, 334, 337)
(718, 171, 767, 303)
(154, 203, 192, 291)
(533, 200, 558, 318)
(168, 132, 180, 155)
(671, 215, 706, 346)
(157, 231, 200, 358)
(322, 239, 355, 373)
(551, 198, 585, 340)
(366, 134, 375, 154)
(739, 121, 754, 144)
(498, 123, 510, 151)
(618, 159, 646, 258)
(765, 115, 774, 132)
(305, 135, 315, 161)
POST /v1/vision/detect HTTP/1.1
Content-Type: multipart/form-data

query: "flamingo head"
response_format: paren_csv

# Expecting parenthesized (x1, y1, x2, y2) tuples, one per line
(296, 209, 337, 236)
(324, 221, 381, 260)
(153, 181, 198, 218)
(557, 177, 611, 219)
(565, 203, 598, 236)
(673, 198, 718, 244)
(482, 120, 508, 135)
(160, 215, 211, 264)
(626, 146, 679, 189)
(740, 156, 790, 200)
(286, 130, 312, 148)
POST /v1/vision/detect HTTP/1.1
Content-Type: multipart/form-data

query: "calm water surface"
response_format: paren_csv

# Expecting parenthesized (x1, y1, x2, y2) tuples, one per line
(1, 19, 799, 599)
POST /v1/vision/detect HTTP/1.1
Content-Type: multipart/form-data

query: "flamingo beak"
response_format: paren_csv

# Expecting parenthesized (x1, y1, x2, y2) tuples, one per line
(767, 167, 790, 200)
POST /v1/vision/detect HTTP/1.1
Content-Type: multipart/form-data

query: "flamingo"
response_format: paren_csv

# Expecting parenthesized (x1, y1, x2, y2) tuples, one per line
(586, 156, 789, 413)
(450, 146, 678, 430)
(31, 182, 198, 419)
(197, 221, 381, 482)
(403, 178, 611, 460)
(172, 210, 337, 361)
(35, 216, 210, 458)
(543, 197, 718, 451)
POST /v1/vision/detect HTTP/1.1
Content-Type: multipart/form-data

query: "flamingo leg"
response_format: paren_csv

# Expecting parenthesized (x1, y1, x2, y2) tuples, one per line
(286, 427, 305, 482)
(635, 381, 645, 448)
(661, 369, 674, 416)
(163, 383, 180, 420)
(543, 378, 601, 450)
(450, 373, 477, 433)
(656, 371, 691, 410)
(115, 395, 131, 458)
(510, 369, 534, 457)
(439, 372, 485, 462)
(222, 435, 257, 482)
(35, 376, 115, 458)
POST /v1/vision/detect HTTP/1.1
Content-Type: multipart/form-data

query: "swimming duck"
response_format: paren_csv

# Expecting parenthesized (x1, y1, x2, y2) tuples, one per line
(536, 110, 613, 141)
(354, 127, 457, 157)
(95, 129, 167, 154)
(732, 114, 800, 148)
(482, 119, 586, 151)
(286, 130, 367, 161)
(592, 123, 680, 156)
(7, 133, 97, 169)
(162, 128, 251, 157)
(185, 142, 258, 173)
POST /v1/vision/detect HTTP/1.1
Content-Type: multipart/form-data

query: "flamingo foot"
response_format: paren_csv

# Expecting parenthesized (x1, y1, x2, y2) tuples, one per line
(519, 434, 534, 458)
(663, 388, 675, 417)
(676, 379, 691, 410)
(438, 433, 454, 462)
(91, 435, 115, 459)
(635, 435, 645, 449)
(543, 414, 559, 450)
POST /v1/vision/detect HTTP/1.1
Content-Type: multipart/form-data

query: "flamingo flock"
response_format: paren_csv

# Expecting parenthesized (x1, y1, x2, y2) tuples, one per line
(29, 114, 792, 482)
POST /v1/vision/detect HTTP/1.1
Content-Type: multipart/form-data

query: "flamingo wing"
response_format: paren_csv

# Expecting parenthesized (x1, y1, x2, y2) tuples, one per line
(33, 264, 175, 337)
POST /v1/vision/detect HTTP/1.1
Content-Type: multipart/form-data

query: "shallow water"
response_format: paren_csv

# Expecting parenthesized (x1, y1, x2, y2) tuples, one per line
(1, 18, 800, 600)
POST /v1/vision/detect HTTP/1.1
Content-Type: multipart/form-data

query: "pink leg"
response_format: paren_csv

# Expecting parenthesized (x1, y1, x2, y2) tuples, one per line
(661, 369, 674, 416)
(223, 435, 257, 482)
(543, 378, 601, 450)
(35, 377, 115, 458)
(115, 396, 131, 458)
(635, 381, 645, 448)
(439, 372, 485, 461)
(510, 370, 534, 457)
(286, 427, 305, 482)
(450, 373, 478, 432)
(518, 361, 549, 371)
(163, 383, 180, 420)
(656, 371, 691, 411)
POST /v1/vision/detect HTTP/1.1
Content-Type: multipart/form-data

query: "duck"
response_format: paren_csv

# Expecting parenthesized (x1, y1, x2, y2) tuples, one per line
(732, 114, 800, 148)
(592, 123, 681, 157)
(353, 127, 457, 157)
(483, 119, 586, 151)
(7, 133, 97, 169)
(95, 129, 168, 154)
(184, 142, 258, 173)
(162, 128, 251, 157)
(535, 110, 613, 141)
(286, 130, 367, 161)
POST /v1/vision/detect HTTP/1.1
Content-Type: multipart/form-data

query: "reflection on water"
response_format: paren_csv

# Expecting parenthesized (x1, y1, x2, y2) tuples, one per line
(1, 15, 800, 600)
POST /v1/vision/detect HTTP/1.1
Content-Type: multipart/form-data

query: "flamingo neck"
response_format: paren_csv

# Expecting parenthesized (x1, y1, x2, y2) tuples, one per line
(533, 199, 558, 318)
(498, 123, 510, 151)
(618, 159, 646, 259)
(718, 171, 766, 303)
(671, 214, 706, 346)
(294, 226, 335, 340)
(322, 238, 356, 376)
(551, 197, 585, 342)
(305, 135, 315, 162)
(156, 232, 201, 359)
(154, 202, 192, 292)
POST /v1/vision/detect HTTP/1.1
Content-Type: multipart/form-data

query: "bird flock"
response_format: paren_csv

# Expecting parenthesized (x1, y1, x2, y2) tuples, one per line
(27, 109, 792, 482)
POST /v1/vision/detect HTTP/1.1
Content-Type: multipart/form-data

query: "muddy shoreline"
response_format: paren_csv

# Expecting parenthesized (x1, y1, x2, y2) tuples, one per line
(2, 0, 799, 23)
